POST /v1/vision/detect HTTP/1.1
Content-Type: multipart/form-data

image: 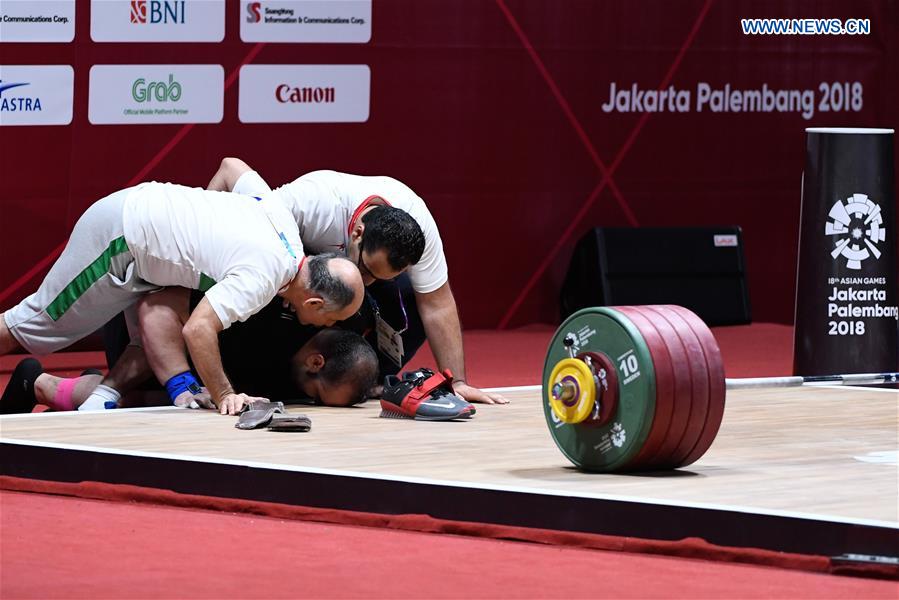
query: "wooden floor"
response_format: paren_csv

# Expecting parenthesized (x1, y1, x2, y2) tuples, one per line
(2, 385, 896, 525)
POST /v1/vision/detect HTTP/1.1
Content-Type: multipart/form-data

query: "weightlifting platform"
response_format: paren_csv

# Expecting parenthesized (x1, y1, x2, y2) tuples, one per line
(1, 384, 896, 558)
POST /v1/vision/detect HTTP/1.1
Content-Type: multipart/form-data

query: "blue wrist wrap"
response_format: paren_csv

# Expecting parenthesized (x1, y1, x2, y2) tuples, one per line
(164, 371, 201, 404)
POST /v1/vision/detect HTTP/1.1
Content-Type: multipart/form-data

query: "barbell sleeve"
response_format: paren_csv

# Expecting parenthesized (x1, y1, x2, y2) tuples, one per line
(725, 372, 899, 390)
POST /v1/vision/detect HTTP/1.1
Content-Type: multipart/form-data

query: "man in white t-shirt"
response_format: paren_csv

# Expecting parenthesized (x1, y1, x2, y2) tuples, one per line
(209, 158, 509, 405)
(0, 182, 364, 415)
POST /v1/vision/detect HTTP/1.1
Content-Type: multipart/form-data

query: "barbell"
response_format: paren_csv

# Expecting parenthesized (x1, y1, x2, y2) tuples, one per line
(543, 305, 898, 472)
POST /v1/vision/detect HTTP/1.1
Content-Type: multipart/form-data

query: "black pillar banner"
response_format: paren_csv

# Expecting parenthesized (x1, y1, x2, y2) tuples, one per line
(794, 128, 898, 376)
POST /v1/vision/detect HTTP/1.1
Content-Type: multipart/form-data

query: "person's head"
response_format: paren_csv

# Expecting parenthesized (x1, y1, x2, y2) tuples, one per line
(347, 205, 425, 285)
(282, 253, 364, 326)
(291, 329, 379, 407)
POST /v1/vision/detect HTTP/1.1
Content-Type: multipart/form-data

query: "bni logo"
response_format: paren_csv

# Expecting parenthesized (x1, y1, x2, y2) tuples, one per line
(131, 0, 186, 24)
(0, 80, 41, 112)
(246, 2, 262, 23)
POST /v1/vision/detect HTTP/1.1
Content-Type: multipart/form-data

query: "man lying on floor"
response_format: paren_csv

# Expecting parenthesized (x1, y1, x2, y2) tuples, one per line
(0, 179, 365, 415)
(140, 287, 379, 408)
(1, 287, 379, 414)
(211, 158, 508, 405)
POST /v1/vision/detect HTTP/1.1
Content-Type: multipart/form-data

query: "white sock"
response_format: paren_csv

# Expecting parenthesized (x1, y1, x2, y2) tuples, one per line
(78, 384, 121, 411)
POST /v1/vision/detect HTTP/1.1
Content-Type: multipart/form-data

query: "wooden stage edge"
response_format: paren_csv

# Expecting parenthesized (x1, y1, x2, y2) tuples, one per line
(2, 384, 897, 560)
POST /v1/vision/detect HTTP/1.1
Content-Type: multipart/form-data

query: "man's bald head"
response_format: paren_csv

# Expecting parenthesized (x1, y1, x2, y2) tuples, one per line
(318, 252, 365, 314)
(287, 253, 363, 327)
(306, 253, 362, 310)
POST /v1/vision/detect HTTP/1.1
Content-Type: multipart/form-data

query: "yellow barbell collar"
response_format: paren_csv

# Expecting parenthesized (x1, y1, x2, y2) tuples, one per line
(547, 358, 596, 424)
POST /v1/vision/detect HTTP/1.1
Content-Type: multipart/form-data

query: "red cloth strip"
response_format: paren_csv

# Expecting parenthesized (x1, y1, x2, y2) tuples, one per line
(3, 475, 891, 579)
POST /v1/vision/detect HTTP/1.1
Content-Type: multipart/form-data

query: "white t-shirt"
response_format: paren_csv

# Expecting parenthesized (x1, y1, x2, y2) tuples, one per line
(234, 169, 448, 294)
(122, 182, 303, 329)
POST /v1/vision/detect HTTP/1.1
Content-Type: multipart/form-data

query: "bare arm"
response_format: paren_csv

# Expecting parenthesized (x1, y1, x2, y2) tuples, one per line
(182, 297, 265, 414)
(207, 157, 254, 192)
(415, 282, 508, 404)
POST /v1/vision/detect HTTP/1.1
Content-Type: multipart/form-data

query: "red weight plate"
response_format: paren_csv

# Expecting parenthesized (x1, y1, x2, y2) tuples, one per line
(626, 306, 693, 469)
(576, 351, 619, 427)
(614, 306, 676, 470)
(667, 305, 727, 467)
(639, 306, 709, 469)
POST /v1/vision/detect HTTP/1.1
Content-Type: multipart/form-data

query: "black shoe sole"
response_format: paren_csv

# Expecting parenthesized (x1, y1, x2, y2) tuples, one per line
(1, 358, 43, 414)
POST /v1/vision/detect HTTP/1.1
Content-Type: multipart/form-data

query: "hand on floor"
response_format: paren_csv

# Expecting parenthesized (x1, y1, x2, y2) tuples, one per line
(453, 382, 509, 405)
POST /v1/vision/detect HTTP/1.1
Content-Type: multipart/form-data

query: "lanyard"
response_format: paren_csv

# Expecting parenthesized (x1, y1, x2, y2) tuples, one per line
(368, 281, 410, 335)
(255, 196, 299, 263)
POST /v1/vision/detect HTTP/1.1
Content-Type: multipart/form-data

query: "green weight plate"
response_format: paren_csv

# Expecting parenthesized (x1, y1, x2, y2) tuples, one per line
(641, 306, 709, 468)
(543, 307, 657, 472)
(668, 305, 727, 467)
(627, 306, 692, 468)
(613, 306, 676, 471)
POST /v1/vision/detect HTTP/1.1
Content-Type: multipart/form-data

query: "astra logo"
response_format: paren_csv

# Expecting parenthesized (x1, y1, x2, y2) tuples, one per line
(0, 80, 41, 112)
(246, 2, 262, 23)
(276, 84, 335, 104)
(131, 0, 186, 24)
(132, 75, 182, 102)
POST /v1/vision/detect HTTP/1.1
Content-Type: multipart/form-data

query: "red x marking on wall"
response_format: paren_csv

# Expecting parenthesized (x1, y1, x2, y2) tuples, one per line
(495, 0, 715, 329)
(0, 44, 266, 307)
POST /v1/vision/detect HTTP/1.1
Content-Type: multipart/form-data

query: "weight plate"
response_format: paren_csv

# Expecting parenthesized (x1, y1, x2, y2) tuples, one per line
(667, 305, 727, 466)
(624, 306, 693, 468)
(613, 306, 677, 470)
(641, 306, 709, 468)
(547, 358, 597, 424)
(542, 307, 656, 472)
(576, 351, 619, 426)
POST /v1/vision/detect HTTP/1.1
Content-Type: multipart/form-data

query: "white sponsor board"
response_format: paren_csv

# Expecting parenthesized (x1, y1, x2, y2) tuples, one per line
(240, 0, 371, 43)
(0, 65, 73, 126)
(91, 0, 224, 42)
(0, 0, 75, 43)
(239, 64, 370, 123)
(88, 64, 224, 125)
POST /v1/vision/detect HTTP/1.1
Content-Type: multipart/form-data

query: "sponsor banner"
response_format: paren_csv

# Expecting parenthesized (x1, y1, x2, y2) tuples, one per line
(88, 64, 224, 125)
(0, 65, 73, 126)
(0, 0, 75, 43)
(239, 64, 370, 123)
(240, 0, 371, 43)
(794, 129, 897, 374)
(91, 0, 224, 42)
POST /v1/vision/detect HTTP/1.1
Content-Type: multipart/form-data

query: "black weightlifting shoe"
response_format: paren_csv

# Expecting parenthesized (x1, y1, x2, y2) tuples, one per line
(1, 357, 43, 414)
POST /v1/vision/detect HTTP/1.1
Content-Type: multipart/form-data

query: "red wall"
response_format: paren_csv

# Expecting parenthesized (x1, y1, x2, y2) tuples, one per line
(2, 0, 897, 328)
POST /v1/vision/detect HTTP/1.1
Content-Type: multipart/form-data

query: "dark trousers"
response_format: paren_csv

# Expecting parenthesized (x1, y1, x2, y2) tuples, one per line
(340, 273, 427, 379)
(103, 274, 427, 389)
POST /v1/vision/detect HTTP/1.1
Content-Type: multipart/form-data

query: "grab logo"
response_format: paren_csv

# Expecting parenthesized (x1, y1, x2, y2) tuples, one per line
(89, 64, 222, 124)
(825, 193, 886, 270)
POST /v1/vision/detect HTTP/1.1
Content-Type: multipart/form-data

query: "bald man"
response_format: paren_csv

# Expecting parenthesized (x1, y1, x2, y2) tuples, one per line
(0, 182, 364, 415)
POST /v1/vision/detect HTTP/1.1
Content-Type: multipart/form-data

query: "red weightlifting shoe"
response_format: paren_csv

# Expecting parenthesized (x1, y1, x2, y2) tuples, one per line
(380, 368, 475, 421)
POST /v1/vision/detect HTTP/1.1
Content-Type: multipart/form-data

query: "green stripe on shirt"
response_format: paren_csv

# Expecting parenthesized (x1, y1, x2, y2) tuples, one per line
(199, 273, 216, 292)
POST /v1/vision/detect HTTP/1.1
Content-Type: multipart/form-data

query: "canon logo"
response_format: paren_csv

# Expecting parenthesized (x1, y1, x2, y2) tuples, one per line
(275, 84, 335, 104)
